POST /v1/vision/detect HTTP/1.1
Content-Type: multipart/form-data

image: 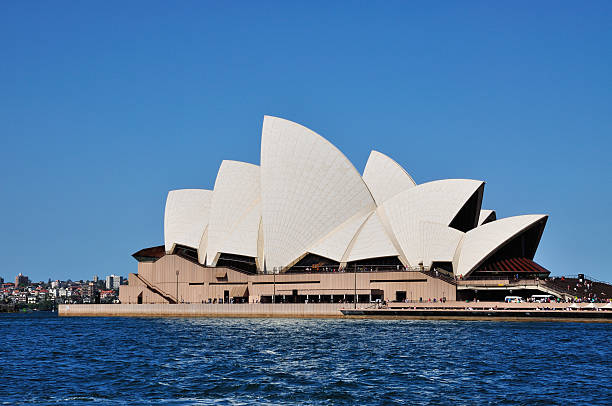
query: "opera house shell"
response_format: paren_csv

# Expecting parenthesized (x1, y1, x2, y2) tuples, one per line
(119, 116, 550, 305)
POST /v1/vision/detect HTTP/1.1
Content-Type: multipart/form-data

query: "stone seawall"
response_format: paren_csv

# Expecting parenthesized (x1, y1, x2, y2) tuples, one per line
(59, 302, 612, 320)
(58, 303, 348, 318)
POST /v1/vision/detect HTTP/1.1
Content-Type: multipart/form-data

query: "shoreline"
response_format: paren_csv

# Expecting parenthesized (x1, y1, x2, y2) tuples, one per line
(340, 308, 612, 323)
(58, 302, 612, 322)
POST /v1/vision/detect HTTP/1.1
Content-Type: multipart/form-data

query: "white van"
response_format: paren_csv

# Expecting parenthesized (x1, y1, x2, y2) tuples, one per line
(531, 294, 553, 303)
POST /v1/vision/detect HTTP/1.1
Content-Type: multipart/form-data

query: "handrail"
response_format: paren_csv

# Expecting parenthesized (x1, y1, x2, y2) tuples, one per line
(549, 274, 612, 285)
(542, 279, 588, 296)
(277, 266, 430, 275)
(531, 281, 572, 298)
(458, 278, 573, 299)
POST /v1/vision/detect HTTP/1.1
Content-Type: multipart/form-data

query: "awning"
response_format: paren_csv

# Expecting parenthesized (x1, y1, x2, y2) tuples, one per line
(230, 285, 249, 297)
(215, 270, 227, 278)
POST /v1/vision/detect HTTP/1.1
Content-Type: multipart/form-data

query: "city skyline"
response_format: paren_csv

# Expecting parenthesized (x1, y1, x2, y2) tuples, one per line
(1, 272, 125, 285)
(1, 2, 611, 282)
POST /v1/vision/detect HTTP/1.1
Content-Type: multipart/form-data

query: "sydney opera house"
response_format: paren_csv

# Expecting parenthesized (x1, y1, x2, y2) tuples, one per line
(119, 116, 550, 305)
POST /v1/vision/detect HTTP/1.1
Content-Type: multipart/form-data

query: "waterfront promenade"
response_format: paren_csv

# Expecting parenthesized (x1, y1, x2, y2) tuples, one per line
(59, 301, 612, 321)
(59, 303, 347, 318)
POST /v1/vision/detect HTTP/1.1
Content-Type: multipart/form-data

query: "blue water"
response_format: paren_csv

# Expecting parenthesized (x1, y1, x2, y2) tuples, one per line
(1, 313, 611, 405)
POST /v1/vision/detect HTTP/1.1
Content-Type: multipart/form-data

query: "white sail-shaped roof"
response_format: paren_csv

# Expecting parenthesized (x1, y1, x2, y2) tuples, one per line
(205, 160, 261, 265)
(261, 116, 377, 271)
(346, 211, 399, 262)
(379, 179, 484, 267)
(308, 210, 371, 262)
(420, 222, 464, 268)
(362, 150, 416, 205)
(478, 209, 496, 226)
(197, 226, 209, 265)
(164, 189, 212, 254)
(213, 200, 261, 262)
(453, 214, 548, 277)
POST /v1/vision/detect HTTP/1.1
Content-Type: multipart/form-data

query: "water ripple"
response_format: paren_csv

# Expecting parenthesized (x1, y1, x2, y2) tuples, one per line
(1, 313, 611, 405)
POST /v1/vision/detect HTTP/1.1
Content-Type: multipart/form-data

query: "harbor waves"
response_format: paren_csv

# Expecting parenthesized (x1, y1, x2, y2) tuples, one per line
(1, 313, 611, 405)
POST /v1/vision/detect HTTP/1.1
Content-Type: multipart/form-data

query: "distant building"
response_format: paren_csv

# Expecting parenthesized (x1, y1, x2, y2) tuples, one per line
(82, 282, 98, 298)
(93, 275, 99, 283)
(51, 280, 59, 289)
(0, 276, 3, 284)
(100, 290, 116, 301)
(37, 289, 49, 301)
(15, 291, 27, 303)
(15, 273, 29, 288)
(106, 275, 123, 290)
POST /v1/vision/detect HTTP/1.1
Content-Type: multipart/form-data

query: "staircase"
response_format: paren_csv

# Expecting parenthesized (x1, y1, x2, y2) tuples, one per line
(135, 274, 178, 304)
(422, 268, 458, 286)
(457, 278, 573, 300)
(532, 281, 573, 300)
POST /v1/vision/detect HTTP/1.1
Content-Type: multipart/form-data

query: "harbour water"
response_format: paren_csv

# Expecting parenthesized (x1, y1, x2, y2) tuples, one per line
(2, 312, 611, 405)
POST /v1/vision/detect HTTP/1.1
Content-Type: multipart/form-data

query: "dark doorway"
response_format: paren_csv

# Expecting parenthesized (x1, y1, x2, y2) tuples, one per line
(371, 291, 384, 302)
(396, 291, 407, 302)
(137, 292, 143, 304)
(224, 290, 230, 303)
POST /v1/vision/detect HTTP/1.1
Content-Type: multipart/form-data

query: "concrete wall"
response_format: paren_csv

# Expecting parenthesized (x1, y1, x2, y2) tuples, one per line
(59, 302, 610, 318)
(59, 303, 347, 317)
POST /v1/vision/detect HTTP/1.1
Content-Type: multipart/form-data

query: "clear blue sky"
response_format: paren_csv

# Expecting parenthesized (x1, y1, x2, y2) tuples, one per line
(1, 1, 610, 283)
